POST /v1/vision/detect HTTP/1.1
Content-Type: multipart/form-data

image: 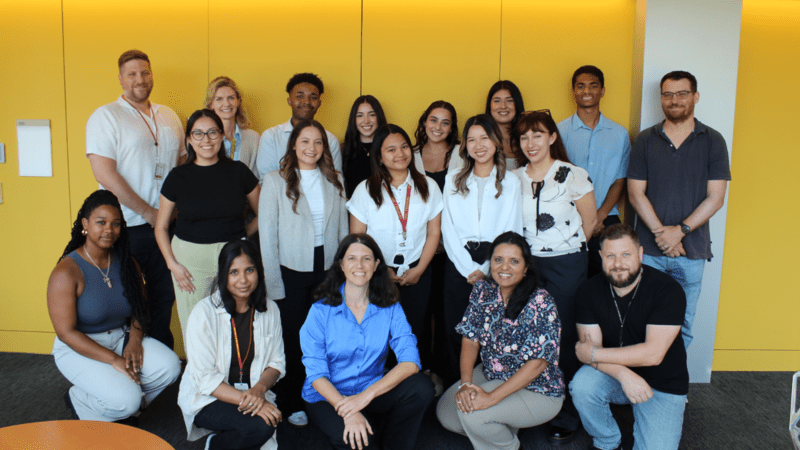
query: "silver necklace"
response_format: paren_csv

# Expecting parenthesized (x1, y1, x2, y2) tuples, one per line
(608, 269, 642, 347)
(83, 248, 112, 288)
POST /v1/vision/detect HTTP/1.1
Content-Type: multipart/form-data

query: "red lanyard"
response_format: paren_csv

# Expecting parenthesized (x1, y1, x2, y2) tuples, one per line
(231, 308, 254, 384)
(389, 184, 412, 240)
(122, 96, 159, 147)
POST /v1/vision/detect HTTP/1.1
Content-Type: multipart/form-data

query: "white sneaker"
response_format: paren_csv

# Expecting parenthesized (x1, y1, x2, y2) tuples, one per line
(204, 433, 216, 450)
(288, 411, 308, 427)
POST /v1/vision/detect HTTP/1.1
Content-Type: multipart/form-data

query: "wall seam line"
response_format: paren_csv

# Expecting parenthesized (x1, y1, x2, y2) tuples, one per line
(498, 0, 503, 79)
(60, 0, 73, 222)
(360, 0, 364, 95)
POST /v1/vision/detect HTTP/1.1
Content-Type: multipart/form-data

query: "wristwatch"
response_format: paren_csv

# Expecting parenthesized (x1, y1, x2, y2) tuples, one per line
(679, 222, 691, 235)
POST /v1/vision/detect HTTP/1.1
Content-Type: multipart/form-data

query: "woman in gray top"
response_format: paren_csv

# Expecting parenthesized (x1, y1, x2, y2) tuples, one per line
(47, 190, 180, 423)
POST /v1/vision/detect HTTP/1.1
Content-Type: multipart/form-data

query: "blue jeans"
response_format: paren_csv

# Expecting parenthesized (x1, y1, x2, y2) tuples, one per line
(570, 365, 686, 450)
(642, 254, 705, 349)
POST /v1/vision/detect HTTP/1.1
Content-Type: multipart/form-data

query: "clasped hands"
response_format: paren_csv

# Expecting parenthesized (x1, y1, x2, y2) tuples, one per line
(454, 382, 495, 413)
(335, 392, 374, 450)
(653, 225, 686, 258)
(238, 385, 282, 427)
(388, 267, 422, 286)
(575, 331, 654, 404)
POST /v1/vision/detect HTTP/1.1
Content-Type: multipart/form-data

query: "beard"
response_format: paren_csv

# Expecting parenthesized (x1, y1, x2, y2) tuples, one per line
(663, 102, 694, 122)
(604, 264, 642, 288)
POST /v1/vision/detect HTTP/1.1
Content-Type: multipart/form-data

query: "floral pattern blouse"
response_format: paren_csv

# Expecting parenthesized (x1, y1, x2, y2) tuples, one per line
(514, 162, 593, 257)
(456, 280, 564, 397)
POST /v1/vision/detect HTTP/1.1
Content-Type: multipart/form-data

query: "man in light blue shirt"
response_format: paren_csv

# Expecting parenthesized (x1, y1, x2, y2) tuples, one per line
(558, 65, 631, 278)
(256, 73, 342, 180)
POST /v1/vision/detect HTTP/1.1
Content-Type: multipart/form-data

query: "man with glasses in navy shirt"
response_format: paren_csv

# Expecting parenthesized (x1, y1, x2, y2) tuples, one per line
(627, 71, 731, 351)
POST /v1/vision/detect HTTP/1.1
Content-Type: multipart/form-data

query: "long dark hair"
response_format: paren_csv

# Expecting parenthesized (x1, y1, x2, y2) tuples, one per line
(60, 190, 149, 333)
(314, 234, 399, 308)
(366, 124, 430, 207)
(343, 95, 387, 173)
(485, 80, 526, 129)
(485, 232, 539, 321)
(413, 100, 459, 167)
(185, 109, 229, 165)
(213, 240, 267, 315)
(280, 119, 344, 213)
(453, 114, 506, 198)
(514, 111, 572, 168)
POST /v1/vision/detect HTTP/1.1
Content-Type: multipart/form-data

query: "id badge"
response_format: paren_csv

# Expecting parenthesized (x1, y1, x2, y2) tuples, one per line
(234, 382, 250, 391)
(155, 163, 165, 180)
(397, 231, 413, 250)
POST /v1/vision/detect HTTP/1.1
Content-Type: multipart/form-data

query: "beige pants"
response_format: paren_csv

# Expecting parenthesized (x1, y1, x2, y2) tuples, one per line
(171, 236, 227, 336)
(436, 364, 564, 450)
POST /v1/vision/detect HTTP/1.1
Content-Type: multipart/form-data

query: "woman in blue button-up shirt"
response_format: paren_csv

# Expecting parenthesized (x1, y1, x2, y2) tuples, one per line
(300, 233, 435, 450)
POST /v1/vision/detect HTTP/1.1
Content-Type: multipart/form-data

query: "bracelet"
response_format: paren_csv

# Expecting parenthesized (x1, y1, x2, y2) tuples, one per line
(590, 346, 597, 364)
(458, 382, 474, 390)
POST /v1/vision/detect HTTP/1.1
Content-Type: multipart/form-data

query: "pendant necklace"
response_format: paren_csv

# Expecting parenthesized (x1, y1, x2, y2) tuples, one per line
(84, 248, 113, 288)
(608, 269, 642, 347)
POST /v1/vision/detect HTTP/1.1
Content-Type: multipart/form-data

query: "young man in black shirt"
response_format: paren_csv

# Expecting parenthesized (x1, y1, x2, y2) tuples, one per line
(570, 224, 688, 450)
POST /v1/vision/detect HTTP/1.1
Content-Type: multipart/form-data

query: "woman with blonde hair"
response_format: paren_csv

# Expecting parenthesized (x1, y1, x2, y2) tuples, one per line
(204, 76, 259, 175)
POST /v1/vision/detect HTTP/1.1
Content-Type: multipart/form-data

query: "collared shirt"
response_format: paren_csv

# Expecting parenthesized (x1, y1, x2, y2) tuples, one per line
(86, 96, 185, 226)
(255, 119, 342, 180)
(627, 119, 731, 260)
(223, 124, 243, 161)
(346, 173, 443, 276)
(558, 112, 631, 216)
(515, 162, 594, 256)
(300, 286, 420, 404)
(441, 167, 522, 278)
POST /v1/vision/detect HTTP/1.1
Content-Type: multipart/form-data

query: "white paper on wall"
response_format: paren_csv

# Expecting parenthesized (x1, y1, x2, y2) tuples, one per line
(17, 119, 53, 177)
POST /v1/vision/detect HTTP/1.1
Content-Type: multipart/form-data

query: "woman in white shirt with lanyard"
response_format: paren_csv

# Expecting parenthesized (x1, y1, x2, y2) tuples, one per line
(259, 119, 348, 427)
(347, 124, 443, 365)
(511, 110, 596, 444)
(440, 113, 522, 385)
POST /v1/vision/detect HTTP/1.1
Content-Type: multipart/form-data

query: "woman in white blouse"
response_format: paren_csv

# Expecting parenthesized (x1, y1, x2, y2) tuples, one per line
(348, 124, 443, 365)
(511, 110, 596, 441)
(440, 114, 522, 384)
(259, 119, 348, 427)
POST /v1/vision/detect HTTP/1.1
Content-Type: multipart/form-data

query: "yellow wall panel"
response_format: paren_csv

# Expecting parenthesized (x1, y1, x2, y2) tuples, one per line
(501, 0, 636, 130)
(63, 0, 209, 216)
(714, 0, 800, 363)
(713, 350, 800, 372)
(0, 0, 71, 334)
(209, 0, 362, 142)
(362, 0, 502, 137)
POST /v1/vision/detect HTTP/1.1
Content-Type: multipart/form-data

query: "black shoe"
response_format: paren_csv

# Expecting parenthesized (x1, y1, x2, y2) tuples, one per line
(114, 416, 140, 427)
(547, 425, 576, 445)
(63, 391, 79, 420)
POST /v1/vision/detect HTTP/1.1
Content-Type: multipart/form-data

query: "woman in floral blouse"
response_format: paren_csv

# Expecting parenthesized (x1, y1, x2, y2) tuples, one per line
(436, 231, 564, 450)
(511, 110, 597, 441)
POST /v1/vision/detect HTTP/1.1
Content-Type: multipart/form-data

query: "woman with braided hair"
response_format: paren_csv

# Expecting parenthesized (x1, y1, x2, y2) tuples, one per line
(48, 190, 180, 422)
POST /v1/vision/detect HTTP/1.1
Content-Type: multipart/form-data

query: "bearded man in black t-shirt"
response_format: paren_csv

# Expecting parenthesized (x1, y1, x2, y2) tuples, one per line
(569, 224, 688, 450)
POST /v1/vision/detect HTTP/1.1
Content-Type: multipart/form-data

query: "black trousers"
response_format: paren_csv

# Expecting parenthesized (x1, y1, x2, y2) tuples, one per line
(127, 224, 175, 350)
(587, 215, 621, 279)
(194, 400, 275, 450)
(304, 373, 434, 450)
(391, 260, 432, 369)
(441, 258, 476, 385)
(275, 246, 325, 414)
(421, 252, 447, 374)
(534, 250, 588, 431)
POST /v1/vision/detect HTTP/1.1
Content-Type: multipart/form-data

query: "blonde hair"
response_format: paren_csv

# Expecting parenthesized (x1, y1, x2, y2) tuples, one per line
(204, 76, 250, 128)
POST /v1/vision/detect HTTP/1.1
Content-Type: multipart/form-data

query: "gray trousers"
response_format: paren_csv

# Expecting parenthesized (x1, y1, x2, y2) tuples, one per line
(436, 364, 564, 450)
(53, 327, 181, 421)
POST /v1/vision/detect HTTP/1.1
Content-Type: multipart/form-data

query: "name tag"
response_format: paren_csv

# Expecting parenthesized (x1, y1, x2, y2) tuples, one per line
(234, 383, 249, 391)
(155, 163, 165, 180)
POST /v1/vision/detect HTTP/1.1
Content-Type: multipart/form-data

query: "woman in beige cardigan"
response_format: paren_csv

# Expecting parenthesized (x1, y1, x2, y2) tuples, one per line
(258, 119, 348, 427)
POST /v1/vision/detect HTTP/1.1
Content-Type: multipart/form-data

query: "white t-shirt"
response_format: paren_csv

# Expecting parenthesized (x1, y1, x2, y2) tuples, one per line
(300, 168, 326, 247)
(441, 167, 523, 278)
(347, 173, 443, 276)
(86, 96, 185, 226)
(514, 161, 593, 256)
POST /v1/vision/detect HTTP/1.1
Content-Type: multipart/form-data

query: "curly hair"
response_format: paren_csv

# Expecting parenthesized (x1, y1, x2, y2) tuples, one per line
(413, 100, 459, 168)
(204, 76, 251, 129)
(60, 190, 149, 333)
(314, 234, 399, 308)
(279, 119, 345, 213)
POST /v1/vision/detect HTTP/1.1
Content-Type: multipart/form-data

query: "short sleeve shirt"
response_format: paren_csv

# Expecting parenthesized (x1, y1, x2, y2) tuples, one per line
(457, 280, 564, 397)
(575, 266, 689, 395)
(627, 119, 731, 259)
(514, 162, 594, 256)
(86, 96, 185, 226)
(161, 159, 258, 243)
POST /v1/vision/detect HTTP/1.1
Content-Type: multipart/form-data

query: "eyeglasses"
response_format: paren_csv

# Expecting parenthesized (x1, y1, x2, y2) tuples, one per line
(660, 91, 692, 100)
(522, 109, 551, 116)
(190, 129, 222, 141)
